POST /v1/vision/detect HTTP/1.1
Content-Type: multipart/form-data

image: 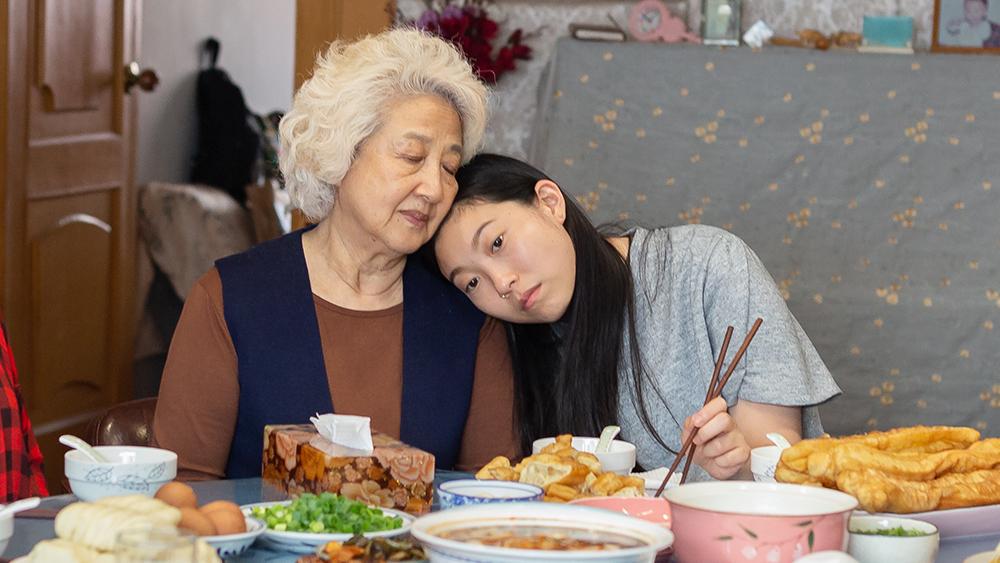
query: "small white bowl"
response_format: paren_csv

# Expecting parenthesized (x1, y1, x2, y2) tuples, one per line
(750, 445, 782, 482)
(203, 516, 265, 558)
(438, 479, 543, 510)
(64, 446, 177, 501)
(0, 508, 12, 558)
(531, 436, 637, 475)
(848, 515, 939, 563)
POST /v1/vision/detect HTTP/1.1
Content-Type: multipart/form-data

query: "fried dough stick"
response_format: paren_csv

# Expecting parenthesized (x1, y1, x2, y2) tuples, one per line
(779, 426, 980, 474)
(808, 439, 1000, 484)
(837, 468, 1000, 513)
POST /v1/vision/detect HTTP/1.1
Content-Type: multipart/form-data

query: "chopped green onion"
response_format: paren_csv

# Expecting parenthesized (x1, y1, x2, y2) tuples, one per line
(253, 494, 403, 534)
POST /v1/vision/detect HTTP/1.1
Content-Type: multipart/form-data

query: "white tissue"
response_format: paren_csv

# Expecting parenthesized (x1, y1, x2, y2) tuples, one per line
(310, 413, 374, 455)
(743, 19, 774, 48)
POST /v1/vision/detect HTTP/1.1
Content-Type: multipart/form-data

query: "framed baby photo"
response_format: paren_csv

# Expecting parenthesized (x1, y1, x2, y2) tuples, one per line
(701, 0, 742, 45)
(932, 0, 1000, 53)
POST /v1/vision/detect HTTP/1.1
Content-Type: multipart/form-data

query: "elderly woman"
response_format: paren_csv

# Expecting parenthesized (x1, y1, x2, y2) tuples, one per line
(153, 29, 517, 479)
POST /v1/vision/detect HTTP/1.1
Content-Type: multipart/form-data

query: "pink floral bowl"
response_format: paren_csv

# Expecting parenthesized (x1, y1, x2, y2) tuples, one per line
(663, 481, 858, 563)
(569, 497, 672, 529)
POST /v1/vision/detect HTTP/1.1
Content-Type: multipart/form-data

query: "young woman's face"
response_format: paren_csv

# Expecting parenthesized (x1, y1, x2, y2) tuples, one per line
(434, 181, 577, 323)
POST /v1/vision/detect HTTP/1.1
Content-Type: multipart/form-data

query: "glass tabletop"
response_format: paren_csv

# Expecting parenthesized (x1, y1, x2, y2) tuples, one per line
(3, 470, 470, 562)
(4, 471, 998, 562)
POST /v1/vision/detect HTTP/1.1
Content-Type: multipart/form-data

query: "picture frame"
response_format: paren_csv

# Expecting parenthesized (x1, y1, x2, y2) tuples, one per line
(701, 0, 741, 46)
(931, 0, 1000, 53)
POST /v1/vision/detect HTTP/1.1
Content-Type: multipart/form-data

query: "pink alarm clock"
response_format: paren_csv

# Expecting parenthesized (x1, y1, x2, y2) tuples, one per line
(628, 0, 701, 43)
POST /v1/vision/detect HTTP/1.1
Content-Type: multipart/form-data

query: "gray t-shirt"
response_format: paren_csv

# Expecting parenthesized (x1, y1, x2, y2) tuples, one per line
(618, 225, 841, 481)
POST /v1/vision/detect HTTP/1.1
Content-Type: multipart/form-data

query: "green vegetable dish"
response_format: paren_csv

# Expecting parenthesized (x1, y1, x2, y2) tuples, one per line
(250, 493, 404, 534)
(850, 526, 931, 537)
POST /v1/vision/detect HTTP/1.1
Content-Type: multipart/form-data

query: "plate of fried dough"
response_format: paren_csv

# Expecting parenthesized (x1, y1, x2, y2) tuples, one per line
(775, 425, 1000, 538)
(475, 434, 647, 502)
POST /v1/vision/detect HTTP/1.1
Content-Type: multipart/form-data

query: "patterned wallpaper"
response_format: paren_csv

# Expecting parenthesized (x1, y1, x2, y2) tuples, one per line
(397, 0, 938, 160)
(529, 40, 1000, 436)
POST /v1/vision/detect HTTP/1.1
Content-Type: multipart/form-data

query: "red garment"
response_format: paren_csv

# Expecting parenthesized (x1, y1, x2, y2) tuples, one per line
(0, 319, 48, 501)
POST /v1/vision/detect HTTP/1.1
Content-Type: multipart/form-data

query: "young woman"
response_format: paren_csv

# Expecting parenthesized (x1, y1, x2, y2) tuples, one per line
(432, 154, 841, 481)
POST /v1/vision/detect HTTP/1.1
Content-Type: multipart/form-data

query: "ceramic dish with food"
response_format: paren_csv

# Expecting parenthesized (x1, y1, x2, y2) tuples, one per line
(532, 436, 637, 475)
(663, 481, 858, 563)
(64, 446, 177, 501)
(411, 502, 673, 562)
(437, 479, 543, 509)
(847, 515, 938, 563)
(243, 496, 414, 554)
(297, 535, 428, 562)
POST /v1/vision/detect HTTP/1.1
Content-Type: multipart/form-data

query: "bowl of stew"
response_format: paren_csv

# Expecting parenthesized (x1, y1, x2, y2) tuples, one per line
(411, 502, 673, 562)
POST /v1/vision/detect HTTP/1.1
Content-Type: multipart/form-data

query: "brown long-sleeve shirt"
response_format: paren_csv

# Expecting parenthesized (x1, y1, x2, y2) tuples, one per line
(152, 269, 518, 478)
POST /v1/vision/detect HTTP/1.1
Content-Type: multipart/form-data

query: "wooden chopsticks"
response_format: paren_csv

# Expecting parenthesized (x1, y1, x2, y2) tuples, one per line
(655, 318, 763, 497)
(678, 325, 733, 485)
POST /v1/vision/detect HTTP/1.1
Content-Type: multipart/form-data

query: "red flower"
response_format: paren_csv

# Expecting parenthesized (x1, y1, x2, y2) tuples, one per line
(411, 1, 532, 84)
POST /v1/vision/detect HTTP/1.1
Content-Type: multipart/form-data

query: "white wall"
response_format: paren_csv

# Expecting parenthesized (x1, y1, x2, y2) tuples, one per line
(136, 0, 295, 187)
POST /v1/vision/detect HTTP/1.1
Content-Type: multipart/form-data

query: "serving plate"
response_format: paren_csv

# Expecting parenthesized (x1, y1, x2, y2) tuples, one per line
(964, 549, 1000, 563)
(863, 503, 1000, 539)
(241, 500, 414, 554)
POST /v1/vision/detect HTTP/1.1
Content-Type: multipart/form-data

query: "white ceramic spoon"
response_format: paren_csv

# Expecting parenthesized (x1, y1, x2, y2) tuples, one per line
(596, 425, 621, 453)
(0, 496, 41, 519)
(59, 434, 111, 463)
(766, 432, 792, 450)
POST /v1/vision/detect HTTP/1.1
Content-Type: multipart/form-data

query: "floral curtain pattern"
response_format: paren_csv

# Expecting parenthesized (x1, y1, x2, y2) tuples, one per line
(531, 39, 1000, 436)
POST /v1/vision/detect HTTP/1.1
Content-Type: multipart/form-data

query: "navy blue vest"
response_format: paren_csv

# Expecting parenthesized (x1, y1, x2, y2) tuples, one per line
(216, 229, 484, 477)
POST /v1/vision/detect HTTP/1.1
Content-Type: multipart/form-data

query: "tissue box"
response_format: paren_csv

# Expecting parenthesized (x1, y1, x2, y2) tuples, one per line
(262, 424, 435, 514)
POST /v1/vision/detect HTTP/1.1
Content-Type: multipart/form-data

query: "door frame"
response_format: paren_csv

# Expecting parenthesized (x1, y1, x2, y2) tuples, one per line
(2, 0, 141, 491)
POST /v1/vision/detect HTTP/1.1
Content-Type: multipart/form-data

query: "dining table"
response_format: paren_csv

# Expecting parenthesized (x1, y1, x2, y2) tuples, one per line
(4, 471, 998, 562)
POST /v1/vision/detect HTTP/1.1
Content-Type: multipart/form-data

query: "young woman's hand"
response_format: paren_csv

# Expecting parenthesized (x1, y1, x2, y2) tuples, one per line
(681, 396, 751, 480)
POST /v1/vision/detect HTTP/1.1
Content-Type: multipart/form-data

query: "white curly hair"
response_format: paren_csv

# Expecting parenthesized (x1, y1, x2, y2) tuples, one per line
(279, 28, 489, 221)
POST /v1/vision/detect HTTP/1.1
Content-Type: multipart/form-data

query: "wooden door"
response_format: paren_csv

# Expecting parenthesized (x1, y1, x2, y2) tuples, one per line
(2, 0, 139, 492)
(290, 0, 394, 229)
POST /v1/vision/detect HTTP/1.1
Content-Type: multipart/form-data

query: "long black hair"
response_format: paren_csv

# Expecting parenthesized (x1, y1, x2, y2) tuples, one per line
(437, 153, 673, 457)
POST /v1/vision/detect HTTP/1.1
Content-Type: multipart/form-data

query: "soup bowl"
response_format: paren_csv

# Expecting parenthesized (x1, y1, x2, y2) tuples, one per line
(411, 502, 673, 562)
(663, 481, 858, 563)
(64, 446, 177, 501)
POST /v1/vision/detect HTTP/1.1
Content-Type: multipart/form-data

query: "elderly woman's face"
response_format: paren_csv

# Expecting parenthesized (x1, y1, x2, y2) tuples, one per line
(335, 94, 464, 256)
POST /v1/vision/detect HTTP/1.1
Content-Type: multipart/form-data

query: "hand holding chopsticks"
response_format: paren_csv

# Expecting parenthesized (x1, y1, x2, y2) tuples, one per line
(655, 318, 763, 497)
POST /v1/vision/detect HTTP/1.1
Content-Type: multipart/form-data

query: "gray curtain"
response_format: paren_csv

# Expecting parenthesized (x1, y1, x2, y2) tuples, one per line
(531, 39, 1000, 437)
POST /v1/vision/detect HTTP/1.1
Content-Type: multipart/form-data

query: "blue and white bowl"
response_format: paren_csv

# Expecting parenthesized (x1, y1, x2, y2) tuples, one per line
(437, 479, 543, 510)
(203, 516, 266, 558)
(64, 446, 177, 501)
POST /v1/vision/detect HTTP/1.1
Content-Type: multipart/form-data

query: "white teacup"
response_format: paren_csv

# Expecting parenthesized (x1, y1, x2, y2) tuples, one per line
(750, 445, 782, 482)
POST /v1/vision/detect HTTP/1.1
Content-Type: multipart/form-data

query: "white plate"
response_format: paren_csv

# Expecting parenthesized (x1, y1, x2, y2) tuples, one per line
(241, 500, 414, 554)
(859, 503, 1000, 539)
(964, 550, 1000, 563)
(632, 467, 681, 495)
